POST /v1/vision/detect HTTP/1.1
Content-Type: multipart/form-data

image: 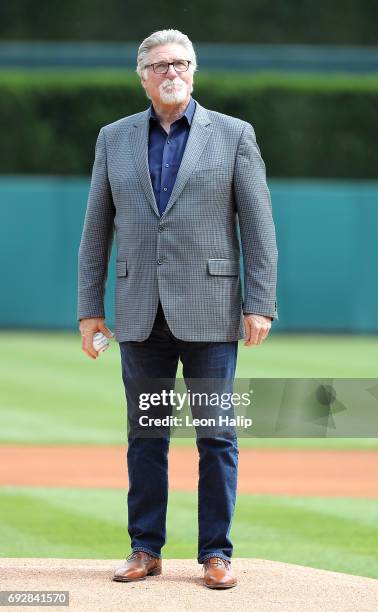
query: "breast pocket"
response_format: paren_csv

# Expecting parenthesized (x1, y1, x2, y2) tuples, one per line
(187, 168, 231, 199)
(193, 163, 229, 172)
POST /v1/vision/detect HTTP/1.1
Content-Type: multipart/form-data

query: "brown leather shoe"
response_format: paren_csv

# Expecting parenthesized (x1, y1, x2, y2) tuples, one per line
(112, 551, 162, 582)
(203, 557, 237, 589)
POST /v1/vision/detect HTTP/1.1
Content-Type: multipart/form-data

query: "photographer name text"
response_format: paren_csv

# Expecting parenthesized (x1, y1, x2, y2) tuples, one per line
(138, 415, 253, 429)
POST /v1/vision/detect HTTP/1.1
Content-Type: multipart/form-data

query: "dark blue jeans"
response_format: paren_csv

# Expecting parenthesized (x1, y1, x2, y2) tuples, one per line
(119, 299, 239, 564)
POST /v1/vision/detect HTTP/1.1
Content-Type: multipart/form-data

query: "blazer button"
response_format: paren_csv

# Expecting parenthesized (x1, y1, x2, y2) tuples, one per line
(157, 258, 163, 265)
(158, 226, 164, 232)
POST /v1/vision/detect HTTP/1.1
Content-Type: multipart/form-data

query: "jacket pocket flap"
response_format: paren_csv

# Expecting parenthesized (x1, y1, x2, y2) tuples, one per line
(116, 260, 127, 277)
(207, 259, 239, 276)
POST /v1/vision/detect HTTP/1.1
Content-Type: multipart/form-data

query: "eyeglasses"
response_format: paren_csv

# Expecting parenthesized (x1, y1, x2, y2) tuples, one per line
(145, 60, 191, 75)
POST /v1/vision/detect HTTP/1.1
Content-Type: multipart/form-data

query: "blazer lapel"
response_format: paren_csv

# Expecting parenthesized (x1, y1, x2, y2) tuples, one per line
(162, 102, 212, 218)
(129, 101, 212, 219)
(129, 110, 160, 218)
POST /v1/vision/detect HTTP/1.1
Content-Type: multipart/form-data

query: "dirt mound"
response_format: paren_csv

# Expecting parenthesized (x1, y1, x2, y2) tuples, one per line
(1, 558, 377, 611)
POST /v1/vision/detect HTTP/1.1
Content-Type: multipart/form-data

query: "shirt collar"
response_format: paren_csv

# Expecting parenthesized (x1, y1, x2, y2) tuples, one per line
(148, 96, 196, 126)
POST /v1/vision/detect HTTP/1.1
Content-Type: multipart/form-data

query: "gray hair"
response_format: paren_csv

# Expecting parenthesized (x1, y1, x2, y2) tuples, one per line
(136, 29, 197, 80)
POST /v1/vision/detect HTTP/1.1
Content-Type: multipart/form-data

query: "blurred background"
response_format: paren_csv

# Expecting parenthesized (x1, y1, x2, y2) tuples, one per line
(0, 0, 377, 580)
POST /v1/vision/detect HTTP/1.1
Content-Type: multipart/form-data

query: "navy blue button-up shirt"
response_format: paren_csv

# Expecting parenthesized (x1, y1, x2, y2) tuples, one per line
(148, 96, 196, 216)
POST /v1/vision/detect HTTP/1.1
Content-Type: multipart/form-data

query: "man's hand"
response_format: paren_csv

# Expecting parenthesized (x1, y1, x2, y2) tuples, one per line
(243, 314, 272, 347)
(79, 317, 114, 359)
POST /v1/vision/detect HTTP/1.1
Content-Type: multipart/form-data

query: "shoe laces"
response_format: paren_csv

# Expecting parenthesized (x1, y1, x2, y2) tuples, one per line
(126, 551, 151, 563)
(205, 557, 230, 568)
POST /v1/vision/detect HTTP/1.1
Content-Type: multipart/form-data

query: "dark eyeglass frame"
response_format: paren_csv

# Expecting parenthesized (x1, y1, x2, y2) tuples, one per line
(144, 60, 192, 74)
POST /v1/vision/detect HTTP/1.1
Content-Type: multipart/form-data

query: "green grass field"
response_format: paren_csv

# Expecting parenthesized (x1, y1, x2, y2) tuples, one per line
(0, 487, 377, 579)
(0, 331, 377, 448)
(0, 331, 377, 577)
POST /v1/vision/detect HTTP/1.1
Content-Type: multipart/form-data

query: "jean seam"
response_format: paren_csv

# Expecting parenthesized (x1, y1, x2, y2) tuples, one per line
(198, 552, 232, 564)
(132, 546, 161, 559)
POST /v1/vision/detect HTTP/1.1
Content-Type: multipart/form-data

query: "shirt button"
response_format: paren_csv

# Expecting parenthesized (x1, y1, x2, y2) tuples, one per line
(165, 164, 169, 168)
(163, 187, 168, 191)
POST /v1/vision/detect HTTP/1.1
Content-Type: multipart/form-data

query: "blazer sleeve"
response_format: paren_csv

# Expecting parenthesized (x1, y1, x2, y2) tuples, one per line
(233, 122, 278, 320)
(77, 128, 115, 321)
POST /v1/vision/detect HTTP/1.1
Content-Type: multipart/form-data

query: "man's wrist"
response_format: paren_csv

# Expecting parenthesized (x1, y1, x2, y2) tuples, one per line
(244, 312, 273, 320)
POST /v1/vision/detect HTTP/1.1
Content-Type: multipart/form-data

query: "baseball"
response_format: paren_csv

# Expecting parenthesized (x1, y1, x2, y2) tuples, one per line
(93, 332, 110, 354)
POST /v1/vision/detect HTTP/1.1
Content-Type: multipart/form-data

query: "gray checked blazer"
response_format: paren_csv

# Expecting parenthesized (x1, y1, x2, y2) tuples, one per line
(77, 99, 278, 342)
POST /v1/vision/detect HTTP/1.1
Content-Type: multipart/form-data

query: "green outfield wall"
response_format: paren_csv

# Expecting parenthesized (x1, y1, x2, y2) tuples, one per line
(1, 177, 377, 332)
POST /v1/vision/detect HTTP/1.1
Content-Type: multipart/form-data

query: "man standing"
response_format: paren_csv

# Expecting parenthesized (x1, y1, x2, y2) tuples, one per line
(78, 29, 278, 589)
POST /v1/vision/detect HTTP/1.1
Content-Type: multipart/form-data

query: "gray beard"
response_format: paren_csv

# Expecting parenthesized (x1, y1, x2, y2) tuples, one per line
(159, 86, 187, 105)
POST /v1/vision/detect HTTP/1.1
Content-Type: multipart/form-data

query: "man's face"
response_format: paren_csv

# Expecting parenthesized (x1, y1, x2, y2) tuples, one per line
(141, 43, 194, 107)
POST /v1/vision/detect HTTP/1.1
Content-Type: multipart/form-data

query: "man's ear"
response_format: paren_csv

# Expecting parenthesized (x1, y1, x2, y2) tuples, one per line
(140, 76, 149, 93)
(140, 77, 151, 101)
